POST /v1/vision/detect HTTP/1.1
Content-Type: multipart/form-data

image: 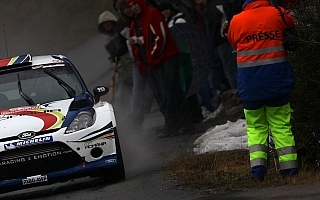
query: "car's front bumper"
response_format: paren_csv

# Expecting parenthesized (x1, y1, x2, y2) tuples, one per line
(0, 153, 119, 192)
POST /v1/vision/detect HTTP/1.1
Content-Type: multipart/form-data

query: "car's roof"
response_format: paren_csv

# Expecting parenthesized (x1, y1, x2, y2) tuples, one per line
(0, 54, 68, 69)
(31, 55, 67, 66)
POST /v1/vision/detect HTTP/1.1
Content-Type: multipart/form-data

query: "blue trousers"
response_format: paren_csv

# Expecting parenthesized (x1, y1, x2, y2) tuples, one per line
(130, 62, 153, 127)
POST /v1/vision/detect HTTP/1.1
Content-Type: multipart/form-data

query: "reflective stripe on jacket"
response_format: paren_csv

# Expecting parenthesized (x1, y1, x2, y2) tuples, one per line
(227, 0, 296, 101)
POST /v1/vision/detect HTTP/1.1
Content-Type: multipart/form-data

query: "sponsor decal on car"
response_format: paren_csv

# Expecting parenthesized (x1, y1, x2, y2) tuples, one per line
(22, 175, 48, 185)
(0, 106, 65, 130)
(77, 127, 114, 142)
(0, 149, 73, 166)
(0, 105, 41, 115)
(105, 159, 116, 164)
(84, 141, 107, 149)
(17, 131, 36, 140)
(4, 136, 53, 150)
(52, 59, 64, 63)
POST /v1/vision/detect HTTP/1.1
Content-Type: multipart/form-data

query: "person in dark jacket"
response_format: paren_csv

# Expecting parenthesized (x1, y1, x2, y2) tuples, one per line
(126, 0, 194, 137)
(205, 0, 238, 91)
(159, 1, 204, 124)
(158, 2, 186, 28)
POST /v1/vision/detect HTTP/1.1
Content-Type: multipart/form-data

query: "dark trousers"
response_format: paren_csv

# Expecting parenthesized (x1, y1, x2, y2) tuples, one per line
(147, 54, 192, 130)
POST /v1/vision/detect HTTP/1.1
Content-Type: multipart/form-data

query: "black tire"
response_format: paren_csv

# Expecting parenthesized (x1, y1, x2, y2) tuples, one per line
(102, 128, 125, 183)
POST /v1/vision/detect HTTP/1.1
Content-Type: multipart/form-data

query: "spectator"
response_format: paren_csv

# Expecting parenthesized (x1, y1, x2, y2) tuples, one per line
(159, 1, 204, 123)
(158, 2, 186, 28)
(126, 0, 195, 137)
(114, 0, 154, 130)
(205, 0, 238, 91)
(98, 10, 133, 109)
(189, 0, 224, 119)
(193, 0, 208, 35)
(221, 0, 243, 37)
(227, 0, 298, 180)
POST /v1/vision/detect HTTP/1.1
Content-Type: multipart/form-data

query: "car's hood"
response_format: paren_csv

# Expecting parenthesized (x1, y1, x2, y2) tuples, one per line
(0, 99, 74, 138)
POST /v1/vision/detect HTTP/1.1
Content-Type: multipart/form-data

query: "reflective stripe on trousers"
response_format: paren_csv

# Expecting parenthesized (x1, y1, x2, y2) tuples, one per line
(245, 103, 298, 170)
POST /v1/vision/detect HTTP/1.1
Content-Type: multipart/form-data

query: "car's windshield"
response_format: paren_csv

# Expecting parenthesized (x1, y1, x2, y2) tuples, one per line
(0, 63, 83, 110)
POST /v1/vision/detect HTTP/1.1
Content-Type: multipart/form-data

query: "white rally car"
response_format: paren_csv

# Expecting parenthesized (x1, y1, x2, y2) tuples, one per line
(0, 54, 125, 193)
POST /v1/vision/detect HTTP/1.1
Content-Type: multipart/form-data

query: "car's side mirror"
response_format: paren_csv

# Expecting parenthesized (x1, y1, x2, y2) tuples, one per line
(93, 86, 109, 103)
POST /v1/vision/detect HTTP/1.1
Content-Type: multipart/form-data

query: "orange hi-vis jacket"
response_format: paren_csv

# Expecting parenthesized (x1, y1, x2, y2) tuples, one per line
(227, 0, 296, 101)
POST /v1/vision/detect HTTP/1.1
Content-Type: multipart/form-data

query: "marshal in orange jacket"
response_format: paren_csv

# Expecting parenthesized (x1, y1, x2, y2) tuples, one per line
(227, 0, 296, 101)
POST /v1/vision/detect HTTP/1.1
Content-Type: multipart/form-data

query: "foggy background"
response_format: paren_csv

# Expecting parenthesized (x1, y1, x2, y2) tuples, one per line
(0, 0, 112, 56)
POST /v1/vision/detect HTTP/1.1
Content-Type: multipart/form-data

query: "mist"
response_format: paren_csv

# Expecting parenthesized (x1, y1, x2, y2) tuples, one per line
(0, 0, 166, 177)
(0, 0, 111, 57)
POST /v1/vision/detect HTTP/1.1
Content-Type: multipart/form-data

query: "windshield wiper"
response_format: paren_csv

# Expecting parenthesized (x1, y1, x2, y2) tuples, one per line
(44, 69, 76, 98)
(17, 74, 35, 105)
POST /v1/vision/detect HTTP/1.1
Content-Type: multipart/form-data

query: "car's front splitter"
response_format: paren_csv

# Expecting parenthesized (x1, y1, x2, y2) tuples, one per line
(0, 154, 118, 190)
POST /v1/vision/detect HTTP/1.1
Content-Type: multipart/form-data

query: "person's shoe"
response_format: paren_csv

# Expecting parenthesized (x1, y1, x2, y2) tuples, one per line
(202, 103, 224, 122)
(201, 106, 211, 118)
(177, 125, 195, 135)
(280, 168, 299, 179)
(211, 90, 222, 110)
(157, 127, 178, 138)
(251, 165, 267, 182)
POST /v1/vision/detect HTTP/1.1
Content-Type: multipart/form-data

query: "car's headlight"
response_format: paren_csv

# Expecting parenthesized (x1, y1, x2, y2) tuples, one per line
(65, 111, 94, 134)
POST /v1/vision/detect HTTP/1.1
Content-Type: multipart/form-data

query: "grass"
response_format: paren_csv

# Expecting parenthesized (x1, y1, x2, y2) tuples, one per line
(165, 149, 320, 193)
(164, 95, 320, 193)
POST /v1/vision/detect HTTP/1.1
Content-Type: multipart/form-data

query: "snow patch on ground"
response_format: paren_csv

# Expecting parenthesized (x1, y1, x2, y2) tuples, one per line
(193, 119, 248, 154)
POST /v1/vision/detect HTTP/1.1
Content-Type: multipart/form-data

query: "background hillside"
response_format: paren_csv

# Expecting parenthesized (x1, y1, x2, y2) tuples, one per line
(0, 0, 116, 57)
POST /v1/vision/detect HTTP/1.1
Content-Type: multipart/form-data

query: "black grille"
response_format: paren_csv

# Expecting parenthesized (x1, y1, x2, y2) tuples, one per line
(0, 142, 82, 180)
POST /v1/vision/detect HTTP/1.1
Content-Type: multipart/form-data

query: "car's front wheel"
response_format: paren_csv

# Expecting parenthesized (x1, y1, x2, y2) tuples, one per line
(101, 128, 125, 183)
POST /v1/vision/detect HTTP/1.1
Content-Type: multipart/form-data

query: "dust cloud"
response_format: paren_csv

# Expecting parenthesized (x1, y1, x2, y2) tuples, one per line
(67, 36, 166, 176)
(0, 0, 165, 178)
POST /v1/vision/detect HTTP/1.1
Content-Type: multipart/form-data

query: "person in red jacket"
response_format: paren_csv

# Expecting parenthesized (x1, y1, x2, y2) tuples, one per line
(227, 0, 298, 180)
(126, 0, 194, 137)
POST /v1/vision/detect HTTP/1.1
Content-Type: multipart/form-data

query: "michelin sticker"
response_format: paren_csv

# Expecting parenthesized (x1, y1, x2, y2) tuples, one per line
(4, 136, 53, 150)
